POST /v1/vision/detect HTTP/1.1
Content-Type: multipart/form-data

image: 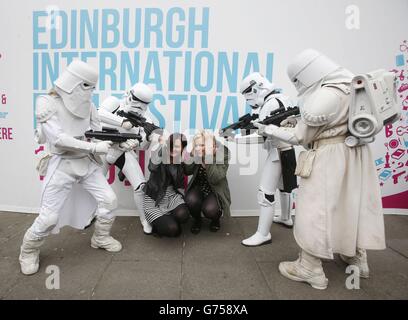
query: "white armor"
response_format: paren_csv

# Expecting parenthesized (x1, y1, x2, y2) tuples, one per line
(301, 88, 340, 127)
(266, 49, 385, 289)
(239, 72, 276, 109)
(54, 60, 98, 119)
(239, 73, 297, 247)
(256, 94, 295, 151)
(19, 61, 122, 276)
(98, 83, 156, 235)
(98, 96, 125, 127)
(125, 82, 154, 113)
(256, 51, 355, 146)
(255, 86, 348, 146)
(287, 48, 340, 95)
(37, 95, 99, 155)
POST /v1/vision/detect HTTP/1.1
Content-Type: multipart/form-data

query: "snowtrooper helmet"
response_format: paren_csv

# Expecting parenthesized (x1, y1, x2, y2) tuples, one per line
(54, 60, 98, 119)
(287, 49, 340, 95)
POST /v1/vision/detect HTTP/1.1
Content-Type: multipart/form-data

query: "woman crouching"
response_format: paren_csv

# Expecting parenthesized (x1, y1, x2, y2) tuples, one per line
(185, 131, 231, 234)
(143, 133, 190, 237)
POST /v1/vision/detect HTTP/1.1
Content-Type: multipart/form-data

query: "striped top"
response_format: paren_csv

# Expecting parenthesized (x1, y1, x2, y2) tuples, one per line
(143, 186, 185, 224)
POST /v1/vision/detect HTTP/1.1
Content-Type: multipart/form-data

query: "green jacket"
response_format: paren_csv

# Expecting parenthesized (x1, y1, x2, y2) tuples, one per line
(184, 145, 232, 217)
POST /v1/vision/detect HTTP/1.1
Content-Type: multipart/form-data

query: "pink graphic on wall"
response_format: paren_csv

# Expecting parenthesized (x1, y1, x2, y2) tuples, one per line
(376, 40, 408, 209)
(382, 190, 408, 209)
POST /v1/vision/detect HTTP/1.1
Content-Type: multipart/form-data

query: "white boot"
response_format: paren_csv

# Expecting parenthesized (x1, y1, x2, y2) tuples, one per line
(134, 188, 152, 235)
(273, 192, 293, 228)
(279, 250, 328, 290)
(19, 230, 45, 275)
(242, 206, 274, 247)
(141, 219, 153, 235)
(91, 216, 122, 252)
(340, 248, 369, 278)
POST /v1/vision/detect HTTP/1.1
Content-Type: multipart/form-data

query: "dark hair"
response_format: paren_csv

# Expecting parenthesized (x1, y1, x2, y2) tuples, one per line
(168, 133, 187, 152)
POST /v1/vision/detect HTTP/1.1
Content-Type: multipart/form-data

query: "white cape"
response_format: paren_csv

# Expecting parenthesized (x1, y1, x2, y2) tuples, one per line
(41, 156, 97, 234)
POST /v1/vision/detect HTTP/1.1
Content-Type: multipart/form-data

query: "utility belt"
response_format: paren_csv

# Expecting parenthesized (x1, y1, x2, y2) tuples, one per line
(295, 135, 346, 178)
(311, 135, 347, 150)
(279, 146, 294, 152)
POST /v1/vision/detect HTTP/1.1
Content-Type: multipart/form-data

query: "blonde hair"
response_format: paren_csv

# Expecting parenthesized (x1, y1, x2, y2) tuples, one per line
(48, 87, 60, 97)
(192, 130, 215, 147)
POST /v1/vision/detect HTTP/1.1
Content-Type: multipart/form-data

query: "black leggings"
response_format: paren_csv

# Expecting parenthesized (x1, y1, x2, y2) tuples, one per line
(151, 204, 190, 237)
(185, 186, 222, 221)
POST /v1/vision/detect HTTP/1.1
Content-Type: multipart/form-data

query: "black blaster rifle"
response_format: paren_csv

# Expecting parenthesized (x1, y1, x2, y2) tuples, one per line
(258, 107, 300, 127)
(116, 110, 163, 137)
(86, 127, 141, 183)
(219, 113, 259, 137)
(85, 127, 142, 143)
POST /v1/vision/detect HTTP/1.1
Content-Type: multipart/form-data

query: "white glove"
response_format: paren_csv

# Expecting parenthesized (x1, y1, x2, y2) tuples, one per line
(158, 135, 166, 145)
(93, 141, 113, 155)
(121, 120, 133, 130)
(280, 115, 298, 128)
(253, 122, 279, 137)
(119, 139, 139, 151)
(253, 122, 299, 145)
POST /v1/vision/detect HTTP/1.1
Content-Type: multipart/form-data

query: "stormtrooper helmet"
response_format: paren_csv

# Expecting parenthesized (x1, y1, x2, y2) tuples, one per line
(239, 73, 276, 109)
(124, 83, 153, 114)
(54, 60, 98, 119)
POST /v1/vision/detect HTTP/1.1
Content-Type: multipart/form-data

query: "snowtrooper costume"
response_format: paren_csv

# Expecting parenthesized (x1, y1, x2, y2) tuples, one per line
(238, 73, 298, 247)
(255, 49, 386, 289)
(19, 61, 122, 276)
(98, 83, 158, 235)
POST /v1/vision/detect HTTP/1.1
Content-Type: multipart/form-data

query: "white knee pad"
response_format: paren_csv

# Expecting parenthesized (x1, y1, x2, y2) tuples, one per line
(97, 191, 118, 216)
(30, 208, 59, 237)
(257, 189, 275, 207)
(106, 148, 123, 165)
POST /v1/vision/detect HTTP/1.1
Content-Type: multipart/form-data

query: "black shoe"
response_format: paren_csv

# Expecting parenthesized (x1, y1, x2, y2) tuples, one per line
(190, 219, 202, 234)
(209, 219, 220, 232)
(151, 225, 161, 238)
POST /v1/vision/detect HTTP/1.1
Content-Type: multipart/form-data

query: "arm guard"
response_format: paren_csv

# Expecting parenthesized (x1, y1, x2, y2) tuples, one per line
(54, 133, 96, 154)
(263, 125, 300, 146)
(98, 108, 125, 127)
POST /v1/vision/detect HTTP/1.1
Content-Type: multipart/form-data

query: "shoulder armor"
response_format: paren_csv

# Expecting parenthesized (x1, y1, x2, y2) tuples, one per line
(100, 96, 121, 113)
(323, 83, 351, 95)
(35, 95, 57, 123)
(301, 87, 341, 127)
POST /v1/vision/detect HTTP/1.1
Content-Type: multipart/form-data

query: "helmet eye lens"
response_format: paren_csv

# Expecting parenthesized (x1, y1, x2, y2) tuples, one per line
(130, 91, 148, 104)
(81, 83, 94, 90)
(242, 80, 257, 95)
(131, 92, 138, 101)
